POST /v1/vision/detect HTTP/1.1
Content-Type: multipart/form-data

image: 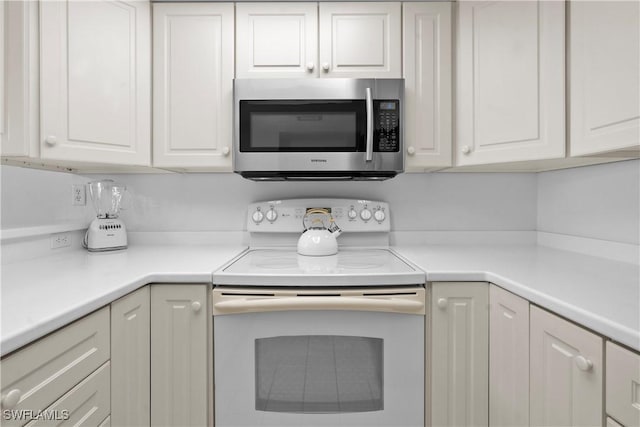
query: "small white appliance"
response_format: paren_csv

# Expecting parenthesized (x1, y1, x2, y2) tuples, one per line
(84, 179, 128, 252)
(213, 198, 426, 427)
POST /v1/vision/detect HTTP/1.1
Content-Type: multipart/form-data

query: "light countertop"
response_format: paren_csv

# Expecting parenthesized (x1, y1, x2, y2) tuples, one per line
(1, 241, 639, 356)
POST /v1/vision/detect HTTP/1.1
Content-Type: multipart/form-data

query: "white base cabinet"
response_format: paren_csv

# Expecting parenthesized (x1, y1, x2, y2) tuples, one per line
(455, 0, 565, 166)
(153, 3, 234, 170)
(402, 2, 452, 170)
(431, 282, 489, 427)
(151, 284, 209, 427)
(569, 0, 640, 157)
(530, 305, 603, 427)
(489, 285, 529, 427)
(607, 341, 640, 427)
(111, 286, 151, 427)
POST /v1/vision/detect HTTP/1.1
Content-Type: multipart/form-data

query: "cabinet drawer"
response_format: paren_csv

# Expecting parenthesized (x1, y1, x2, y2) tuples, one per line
(1, 307, 110, 426)
(607, 341, 640, 427)
(26, 362, 110, 427)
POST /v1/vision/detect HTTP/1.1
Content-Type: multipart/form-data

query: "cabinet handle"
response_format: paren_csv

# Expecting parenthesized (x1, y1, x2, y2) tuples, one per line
(436, 298, 448, 309)
(45, 136, 57, 146)
(461, 145, 471, 155)
(322, 62, 330, 72)
(574, 355, 593, 372)
(306, 62, 315, 72)
(222, 146, 230, 156)
(407, 146, 415, 156)
(1, 389, 21, 409)
(191, 301, 202, 313)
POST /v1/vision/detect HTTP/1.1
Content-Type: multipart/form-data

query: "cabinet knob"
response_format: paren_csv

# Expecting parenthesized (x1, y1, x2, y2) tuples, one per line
(574, 355, 593, 372)
(322, 62, 330, 72)
(407, 146, 415, 156)
(306, 62, 315, 71)
(436, 298, 448, 309)
(45, 136, 58, 146)
(1, 389, 21, 409)
(461, 145, 471, 155)
(191, 301, 202, 313)
(222, 146, 230, 156)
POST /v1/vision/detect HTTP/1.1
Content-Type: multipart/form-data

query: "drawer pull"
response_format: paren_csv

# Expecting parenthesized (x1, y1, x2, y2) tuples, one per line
(437, 298, 448, 309)
(575, 355, 593, 372)
(1, 389, 21, 409)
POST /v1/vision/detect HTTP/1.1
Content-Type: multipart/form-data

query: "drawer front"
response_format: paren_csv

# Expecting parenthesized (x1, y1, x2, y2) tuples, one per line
(25, 362, 110, 427)
(1, 307, 110, 426)
(607, 341, 640, 427)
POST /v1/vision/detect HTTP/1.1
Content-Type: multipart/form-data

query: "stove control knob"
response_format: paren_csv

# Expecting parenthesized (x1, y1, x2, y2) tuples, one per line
(266, 208, 278, 222)
(360, 208, 372, 221)
(348, 208, 357, 220)
(374, 209, 386, 223)
(252, 210, 264, 224)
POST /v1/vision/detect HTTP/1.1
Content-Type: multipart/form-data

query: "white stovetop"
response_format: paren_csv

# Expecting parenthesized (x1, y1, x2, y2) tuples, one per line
(214, 248, 425, 286)
(1, 235, 639, 356)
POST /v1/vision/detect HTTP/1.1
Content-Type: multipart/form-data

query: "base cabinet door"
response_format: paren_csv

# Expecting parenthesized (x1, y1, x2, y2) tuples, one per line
(111, 286, 151, 427)
(530, 305, 603, 427)
(40, 0, 151, 166)
(569, 0, 640, 156)
(455, 0, 565, 166)
(489, 284, 529, 427)
(402, 2, 452, 170)
(606, 342, 640, 427)
(151, 284, 209, 427)
(431, 282, 489, 427)
(153, 3, 234, 169)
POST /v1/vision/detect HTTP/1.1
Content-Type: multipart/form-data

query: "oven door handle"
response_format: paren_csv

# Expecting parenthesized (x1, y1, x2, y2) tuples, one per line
(214, 296, 424, 315)
(365, 87, 374, 162)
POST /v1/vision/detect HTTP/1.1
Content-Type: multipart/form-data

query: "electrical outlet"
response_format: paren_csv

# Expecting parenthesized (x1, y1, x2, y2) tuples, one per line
(72, 184, 86, 206)
(50, 233, 71, 249)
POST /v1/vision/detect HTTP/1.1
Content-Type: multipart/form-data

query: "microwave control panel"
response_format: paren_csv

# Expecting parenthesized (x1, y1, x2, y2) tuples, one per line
(374, 100, 400, 152)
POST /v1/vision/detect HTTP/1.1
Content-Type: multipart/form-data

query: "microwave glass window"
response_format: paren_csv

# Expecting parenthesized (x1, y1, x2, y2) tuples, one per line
(240, 101, 367, 152)
(255, 335, 383, 413)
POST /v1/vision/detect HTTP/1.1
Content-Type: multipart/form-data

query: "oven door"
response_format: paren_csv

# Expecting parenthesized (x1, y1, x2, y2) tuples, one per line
(213, 287, 425, 427)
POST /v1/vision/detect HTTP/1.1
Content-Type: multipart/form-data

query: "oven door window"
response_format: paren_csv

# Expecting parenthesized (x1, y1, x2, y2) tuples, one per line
(239, 101, 366, 152)
(255, 335, 383, 413)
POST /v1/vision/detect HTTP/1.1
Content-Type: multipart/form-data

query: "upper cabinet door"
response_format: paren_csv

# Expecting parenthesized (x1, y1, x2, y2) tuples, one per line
(403, 2, 452, 170)
(456, 1, 565, 166)
(236, 3, 318, 79)
(569, 1, 640, 156)
(40, 0, 151, 166)
(153, 3, 234, 170)
(319, 2, 401, 78)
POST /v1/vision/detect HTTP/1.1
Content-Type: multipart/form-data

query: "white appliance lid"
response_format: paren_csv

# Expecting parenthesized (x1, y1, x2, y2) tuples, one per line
(213, 248, 425, 287)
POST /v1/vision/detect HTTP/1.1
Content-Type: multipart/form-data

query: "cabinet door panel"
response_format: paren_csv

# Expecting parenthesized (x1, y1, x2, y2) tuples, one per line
(607, 341, 640, 427)
(151, 285, 209, 427)
(431, 282, 489, 427)
(456, 1, 565, 165)
(236, 3, 318, 78)
(111, 286, 150, 427)
(319, 2, 401, 78)
(153, 3, 234, 169)
(489, 285, 529, 427)
(403, 2, 452, 170)
(530, 305, 603, 426)
(40, 0, 150, 165)
(570, 1, 640, 156)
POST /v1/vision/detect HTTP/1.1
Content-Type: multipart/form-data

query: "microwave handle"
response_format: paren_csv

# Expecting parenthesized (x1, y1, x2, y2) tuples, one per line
(365, 87, 373, 162)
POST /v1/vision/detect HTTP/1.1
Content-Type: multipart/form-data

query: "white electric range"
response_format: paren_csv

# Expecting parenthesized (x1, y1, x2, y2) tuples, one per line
(212, 199, 427, 427)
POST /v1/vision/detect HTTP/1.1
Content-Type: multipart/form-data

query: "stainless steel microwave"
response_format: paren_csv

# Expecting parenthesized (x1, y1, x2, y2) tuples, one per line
(233, 78, 404, 181)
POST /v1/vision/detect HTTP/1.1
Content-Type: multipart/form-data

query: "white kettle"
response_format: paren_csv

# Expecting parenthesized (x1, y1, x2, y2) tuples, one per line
(297, 209, 342, 256)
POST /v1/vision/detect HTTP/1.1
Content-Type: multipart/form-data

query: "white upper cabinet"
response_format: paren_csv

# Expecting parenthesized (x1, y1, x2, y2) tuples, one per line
(153, 3, 234, 170)
(319, 2, 401, 78)
(236, 3, 318, 78)
(403, 2, 452, 170)
(456, 1, 565, 166)
(40, 0, 151, 166)
(569, 1, 640, 156)
(530, 305, 603, 426)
